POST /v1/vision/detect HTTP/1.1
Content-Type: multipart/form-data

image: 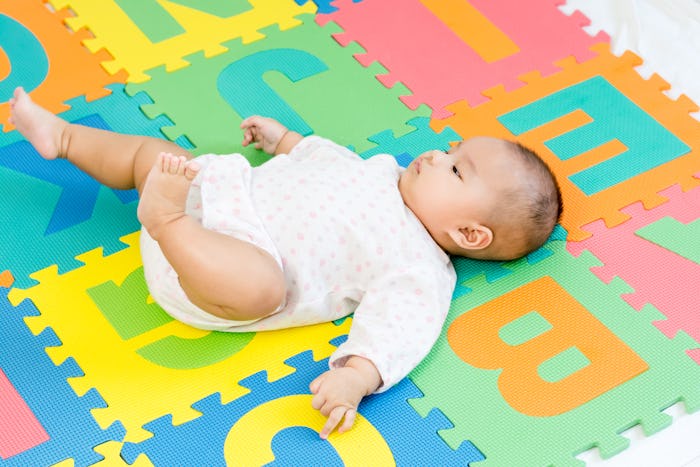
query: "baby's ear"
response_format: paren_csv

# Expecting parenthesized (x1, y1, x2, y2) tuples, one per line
(449, 224, 493, 251)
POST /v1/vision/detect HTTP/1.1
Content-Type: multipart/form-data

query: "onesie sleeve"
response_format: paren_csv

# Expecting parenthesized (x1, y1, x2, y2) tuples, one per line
(329, 263, 456, 392)
(287, 135, 362, 162)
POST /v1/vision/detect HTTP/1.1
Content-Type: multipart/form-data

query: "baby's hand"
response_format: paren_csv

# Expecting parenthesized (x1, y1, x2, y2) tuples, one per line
(240, 115, 288, 154)
(309, 357, 381, 439)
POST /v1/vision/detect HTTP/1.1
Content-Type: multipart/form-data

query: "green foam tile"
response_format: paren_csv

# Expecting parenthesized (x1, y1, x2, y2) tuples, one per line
(126, 15, 429, 165)
(636, 216, 700, 264)
(409, 240, 700, 466)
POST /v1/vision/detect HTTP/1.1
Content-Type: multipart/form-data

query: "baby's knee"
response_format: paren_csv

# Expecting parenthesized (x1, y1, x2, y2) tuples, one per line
(250, 253, 287, 316)
(252, 276, 286, 317)
(200, 272, 285, 322)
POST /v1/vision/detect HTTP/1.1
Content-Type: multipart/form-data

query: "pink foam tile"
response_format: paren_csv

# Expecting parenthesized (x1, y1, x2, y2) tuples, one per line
(318, 0, 607, 117)
(568, 182, 700, 362)
(0, 369, 49, 459)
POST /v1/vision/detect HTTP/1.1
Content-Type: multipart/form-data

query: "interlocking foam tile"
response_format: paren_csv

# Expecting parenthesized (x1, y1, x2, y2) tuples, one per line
(48, 0, 316, 82)
(1, 118, 137, 237)
(125, 14, 430, 165)
(7, 234, 351, 443)
(0, 138, 138, 289)
(0, 1, 126, 132)
(0, 85, 195, 289)
(0, 279, 125, 465)
(4, 2, 700, 465)
(409, 239, 700, 466)
(568, 177, 700, 363)
(451, 225, 568, 299)
(432, 43, 700, 241)
(121, 346, 484, 466)
(359, 117, 460, 167)
(317, 0, 608, 117)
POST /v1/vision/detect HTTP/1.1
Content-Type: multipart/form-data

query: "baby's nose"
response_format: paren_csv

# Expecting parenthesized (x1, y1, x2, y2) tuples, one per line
(426, 150, 442, 164)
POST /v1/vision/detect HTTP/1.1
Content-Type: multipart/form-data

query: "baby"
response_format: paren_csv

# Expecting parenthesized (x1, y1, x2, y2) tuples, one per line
(9, 87, 562, 439)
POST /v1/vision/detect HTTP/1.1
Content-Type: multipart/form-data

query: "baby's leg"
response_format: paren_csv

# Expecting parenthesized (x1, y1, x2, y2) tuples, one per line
(9, 87, 189, 194)
(140, 153, 286, 321)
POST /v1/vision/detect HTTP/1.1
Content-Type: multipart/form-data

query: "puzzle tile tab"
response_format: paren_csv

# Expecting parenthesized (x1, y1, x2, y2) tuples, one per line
(318, 0, 607, 117)
(432, 44, 700, 241)
(0, 0, 126, 132)
(122, 349, 483, 466)
(8, 234, 351, 443)
(48, 0, 317, 82)
(1, 285, 125, 466)
(126, 15, 430, 164)
(410, 240, 700, 465)
(568, 180, 700, 362)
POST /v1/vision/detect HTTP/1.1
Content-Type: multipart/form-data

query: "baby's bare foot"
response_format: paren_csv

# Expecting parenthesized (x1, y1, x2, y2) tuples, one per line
(8, 87, 67, 160)
(137, 152, 200, 240)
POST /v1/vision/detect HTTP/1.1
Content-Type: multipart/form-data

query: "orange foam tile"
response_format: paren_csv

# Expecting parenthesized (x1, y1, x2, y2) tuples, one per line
(432, 43, 700, 241)
(0, 1, 126, 132)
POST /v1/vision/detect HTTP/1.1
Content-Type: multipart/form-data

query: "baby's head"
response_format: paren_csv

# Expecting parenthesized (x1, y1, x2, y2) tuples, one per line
(398, 136, 562, 261)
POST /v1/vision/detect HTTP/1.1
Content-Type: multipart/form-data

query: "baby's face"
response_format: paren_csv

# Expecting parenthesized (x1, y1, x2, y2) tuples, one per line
(398, 136, 519, 249)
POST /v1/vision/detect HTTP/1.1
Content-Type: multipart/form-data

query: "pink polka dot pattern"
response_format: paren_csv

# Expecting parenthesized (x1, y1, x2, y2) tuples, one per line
(142, 137, 456, 392)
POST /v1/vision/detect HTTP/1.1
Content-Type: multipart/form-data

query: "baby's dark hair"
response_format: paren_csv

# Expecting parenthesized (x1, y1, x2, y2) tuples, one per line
(485, 141, 563, 260)
(516, 141, 563, 235)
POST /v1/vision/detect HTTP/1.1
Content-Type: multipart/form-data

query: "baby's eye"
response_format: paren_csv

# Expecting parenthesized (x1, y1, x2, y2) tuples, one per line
(452, 165, 461, 179)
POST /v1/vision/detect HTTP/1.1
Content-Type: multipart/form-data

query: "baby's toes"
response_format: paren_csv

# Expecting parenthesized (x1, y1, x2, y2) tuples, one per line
(156, 152, 170, 173)
(175, 156, 188, 175)
(163, 153, 182, 174)
(184, 161, 201, 181)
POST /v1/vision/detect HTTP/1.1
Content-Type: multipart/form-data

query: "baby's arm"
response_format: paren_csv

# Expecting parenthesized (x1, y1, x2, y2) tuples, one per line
(240, 115, 303, 155)
(318, 265, 454, 437)
(310, 355, 381, 439)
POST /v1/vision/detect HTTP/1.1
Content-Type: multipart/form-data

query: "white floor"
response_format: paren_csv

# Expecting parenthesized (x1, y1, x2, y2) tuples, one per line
(565, 0, 700, 120)
(561, 1, 700, 465)
(575, 401, 700, 466)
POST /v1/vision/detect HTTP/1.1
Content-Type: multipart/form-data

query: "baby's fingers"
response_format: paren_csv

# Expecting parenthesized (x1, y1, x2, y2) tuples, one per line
(319, 405, 348, 440)
(337, 408, 356, 434)
(311, 388, 327, 411)
(241, 127, 255, 146)
(309, 373, 327, 394)
(240, 115, 262, 129)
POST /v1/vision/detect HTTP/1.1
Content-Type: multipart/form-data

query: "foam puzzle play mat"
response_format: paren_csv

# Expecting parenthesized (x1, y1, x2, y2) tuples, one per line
(1, 1, 699, 466)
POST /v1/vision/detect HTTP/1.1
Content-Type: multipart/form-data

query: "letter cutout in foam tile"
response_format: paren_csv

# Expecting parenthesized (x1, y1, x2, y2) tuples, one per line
(224, 395, 393, 466)
(448, 276, 648, 416)
(126, 17, 430, 164)
(0, 369, 50, 459)
(431, 44, 700, 241)
(636, 216, 700, 265)
(121, 350, 484, 466)
(0, 1, 125, 132)
(0, 115, 137, 235)
(88, 267, 256, 369)
(48, 0, 316, 82)
(1, 285, 125, 465)
(567, 181, 700, 362)
(0, 14, 49, 101)
(217, 48, 328, 137)
(0, 84, 194, 289)
(112, 0, 254, 44)
(317, 0, 607, 117)
(8, 233, 351, 443)
(409, 240, 700, 465)
(499, 76, 690, 195)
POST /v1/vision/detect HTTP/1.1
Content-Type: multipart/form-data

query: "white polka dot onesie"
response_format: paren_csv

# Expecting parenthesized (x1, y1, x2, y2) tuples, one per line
(140, 136, 457, 392)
